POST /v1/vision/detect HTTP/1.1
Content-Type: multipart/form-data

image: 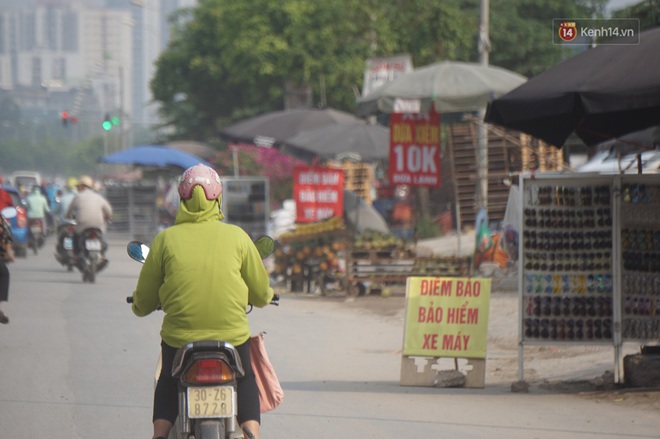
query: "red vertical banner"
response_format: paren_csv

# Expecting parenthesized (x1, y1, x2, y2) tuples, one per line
(293, 166, 344, 223)
(389, 110, 441, 187)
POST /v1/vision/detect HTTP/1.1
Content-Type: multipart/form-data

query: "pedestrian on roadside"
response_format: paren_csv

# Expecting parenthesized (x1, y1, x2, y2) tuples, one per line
(0, 176, 14, 210)
(0, 211, 15, 324)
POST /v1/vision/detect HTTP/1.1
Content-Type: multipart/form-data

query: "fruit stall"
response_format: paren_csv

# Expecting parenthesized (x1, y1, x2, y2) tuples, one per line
(275, 219, 472, 295)
(275, 217, 347, 293)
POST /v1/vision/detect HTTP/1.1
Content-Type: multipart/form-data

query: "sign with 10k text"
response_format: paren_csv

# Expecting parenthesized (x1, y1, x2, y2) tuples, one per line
(389, 110, 441, 188)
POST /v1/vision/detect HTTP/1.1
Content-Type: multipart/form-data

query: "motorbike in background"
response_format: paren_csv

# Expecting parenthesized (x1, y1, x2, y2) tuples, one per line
(54, 219, 77, 271)
(27, 218, 46, 255)
(126, 236, 278, 439)
(77, 227, 108, 283)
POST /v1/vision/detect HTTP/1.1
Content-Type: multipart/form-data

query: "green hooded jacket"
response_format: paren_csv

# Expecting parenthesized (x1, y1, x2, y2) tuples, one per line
(131, 186, 274, 348)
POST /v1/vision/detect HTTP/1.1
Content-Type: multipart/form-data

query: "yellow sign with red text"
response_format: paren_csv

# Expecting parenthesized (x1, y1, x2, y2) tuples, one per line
(403, 277, 491, 358)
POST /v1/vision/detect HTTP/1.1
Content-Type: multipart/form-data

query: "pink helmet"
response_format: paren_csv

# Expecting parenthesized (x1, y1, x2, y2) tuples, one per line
(178, 164, 222, 200)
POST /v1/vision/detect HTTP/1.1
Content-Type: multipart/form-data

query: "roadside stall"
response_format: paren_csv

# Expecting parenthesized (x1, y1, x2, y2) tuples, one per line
(518, 172, 660, 384)
(273, 165, 347, 293)
(341, 108, 471, 295)
(274, 161, 472, 295)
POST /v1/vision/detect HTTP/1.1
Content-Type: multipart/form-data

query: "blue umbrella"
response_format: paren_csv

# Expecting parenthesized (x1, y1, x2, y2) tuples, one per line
(99, 145, 213, 169)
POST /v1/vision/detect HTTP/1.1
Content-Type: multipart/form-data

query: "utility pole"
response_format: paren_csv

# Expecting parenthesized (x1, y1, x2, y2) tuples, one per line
(119, 65, 126, 151)
(477, 0, 491, 211)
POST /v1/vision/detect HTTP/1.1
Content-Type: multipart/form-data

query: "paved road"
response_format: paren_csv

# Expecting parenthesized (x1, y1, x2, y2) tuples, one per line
(0, 235, 658, 438)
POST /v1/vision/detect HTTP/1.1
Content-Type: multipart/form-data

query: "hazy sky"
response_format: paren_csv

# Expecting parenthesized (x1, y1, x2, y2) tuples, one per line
(607, 0, 645, 11)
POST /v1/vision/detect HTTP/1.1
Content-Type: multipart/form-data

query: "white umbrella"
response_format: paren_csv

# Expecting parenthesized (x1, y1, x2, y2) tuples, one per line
(356, 60, 526, 116)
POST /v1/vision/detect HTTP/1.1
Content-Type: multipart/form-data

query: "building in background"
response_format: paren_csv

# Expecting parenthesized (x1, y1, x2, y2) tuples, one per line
(108, 0, 196, 136)
(0, 0, 196, 145)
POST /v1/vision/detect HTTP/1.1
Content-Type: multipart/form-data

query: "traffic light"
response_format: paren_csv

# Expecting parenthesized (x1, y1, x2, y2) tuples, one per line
(61, 111, 70, 127)
(102, 113, 112, 131)
(102, 113, 120, 131)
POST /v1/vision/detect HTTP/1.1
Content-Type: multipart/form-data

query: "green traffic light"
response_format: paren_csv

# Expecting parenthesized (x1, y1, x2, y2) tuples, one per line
(111, 116, 120, 126)
(102, 120, 112, 131)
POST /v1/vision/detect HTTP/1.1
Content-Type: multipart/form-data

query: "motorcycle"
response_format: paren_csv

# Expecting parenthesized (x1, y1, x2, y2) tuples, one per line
(54, 219, 77, 271)
(27, 218, 46, 255)
(126, 236, 278, 439)
(77, 227, 107, 283)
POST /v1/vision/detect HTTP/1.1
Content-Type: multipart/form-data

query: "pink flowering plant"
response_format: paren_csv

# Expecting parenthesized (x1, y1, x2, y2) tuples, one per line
(212, 143, 305, 209)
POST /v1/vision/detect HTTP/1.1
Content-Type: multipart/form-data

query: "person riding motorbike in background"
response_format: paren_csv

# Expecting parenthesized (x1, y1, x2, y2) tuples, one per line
(43, 180, 60, 232)
(64, 175, 113, 267)
(25, 185, 51, 237)
(55, 178, 78, 224)
(130, 164, 273, 439)
(53, 177, 79, 260)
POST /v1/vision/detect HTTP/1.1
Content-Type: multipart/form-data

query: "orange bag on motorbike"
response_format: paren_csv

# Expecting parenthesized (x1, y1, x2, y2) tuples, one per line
(250, 332, 283, 413)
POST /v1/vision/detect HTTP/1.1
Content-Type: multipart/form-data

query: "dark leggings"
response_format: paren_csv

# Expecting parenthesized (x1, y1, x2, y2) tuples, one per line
(154, 338, 260, 426)
(0, 260, 9, 302)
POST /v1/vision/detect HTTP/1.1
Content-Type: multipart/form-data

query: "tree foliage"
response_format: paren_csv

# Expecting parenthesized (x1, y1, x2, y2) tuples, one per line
(151, 0, 477, 141)
(152, 0, 612, 143)
(488, 0, 608, 77)
(613, 0, 660, 30)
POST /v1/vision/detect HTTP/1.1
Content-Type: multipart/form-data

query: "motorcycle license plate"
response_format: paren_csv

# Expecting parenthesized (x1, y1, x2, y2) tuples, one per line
(63, 237, 73, 250)
(187, 386, 235, 419)
(85, 239, 102, 251)
(30, 226, 42, 234)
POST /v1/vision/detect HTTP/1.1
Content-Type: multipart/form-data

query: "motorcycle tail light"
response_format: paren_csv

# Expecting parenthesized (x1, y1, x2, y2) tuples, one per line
(16, 207, 27, 228)
(16, 214, 27, 228)
(88, 230, 98, 239)
(183, 359, 235, 384)
(66, 225, 75, 233)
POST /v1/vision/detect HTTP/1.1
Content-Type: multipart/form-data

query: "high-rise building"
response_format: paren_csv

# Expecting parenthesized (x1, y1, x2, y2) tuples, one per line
(0, 1, 132, 140)
(0, 0, 197, 142)
(109, 0, 197, 131)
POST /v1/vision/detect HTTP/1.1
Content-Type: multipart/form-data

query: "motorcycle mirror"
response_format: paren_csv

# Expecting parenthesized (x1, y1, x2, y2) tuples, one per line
(1, 206, 18, 219)
(253, 236, 275, 259)
(127, 240, 150, 263)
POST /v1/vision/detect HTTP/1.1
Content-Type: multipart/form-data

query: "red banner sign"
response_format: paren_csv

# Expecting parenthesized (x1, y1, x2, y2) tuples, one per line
(389, 110, 441, 187)
(293, 166, 344, 223)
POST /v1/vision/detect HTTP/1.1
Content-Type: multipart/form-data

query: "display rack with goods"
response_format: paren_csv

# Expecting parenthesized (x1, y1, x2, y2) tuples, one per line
(518, 173, 660, 383)
(619, 178, 660, 341)
(521, 178, 614, 343)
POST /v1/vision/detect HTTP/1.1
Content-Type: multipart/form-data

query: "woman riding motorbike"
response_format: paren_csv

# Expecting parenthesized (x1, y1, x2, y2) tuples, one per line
(130, 164, 274, 439)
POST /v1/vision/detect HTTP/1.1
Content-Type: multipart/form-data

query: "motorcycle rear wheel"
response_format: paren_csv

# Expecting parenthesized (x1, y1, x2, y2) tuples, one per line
(193, 419, 227, 439)
(88, 259, 97, 283)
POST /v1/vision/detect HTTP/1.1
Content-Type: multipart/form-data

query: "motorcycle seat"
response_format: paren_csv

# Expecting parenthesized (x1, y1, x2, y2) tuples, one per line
(171, 340, 245, 379)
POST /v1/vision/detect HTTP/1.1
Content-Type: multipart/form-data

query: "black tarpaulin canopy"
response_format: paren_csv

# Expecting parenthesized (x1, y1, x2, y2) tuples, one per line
(485, 27, 660, 147)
